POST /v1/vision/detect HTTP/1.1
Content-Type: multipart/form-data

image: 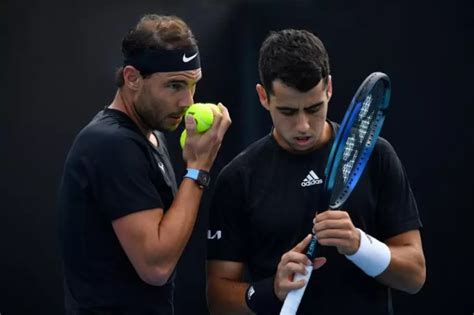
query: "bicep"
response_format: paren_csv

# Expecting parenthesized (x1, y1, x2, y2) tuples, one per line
(385, 229, 425, 273)
(207, 169, 250, 262)
(385, 229, 425, 264)
(93, 137, 163, 220)
(375, 145, 422, 239)
(112, 208, 164, 280)
(385, 229, 422, 249)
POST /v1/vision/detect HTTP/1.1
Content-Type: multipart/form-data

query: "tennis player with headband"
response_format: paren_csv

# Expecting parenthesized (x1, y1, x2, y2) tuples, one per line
(207, 29, 425, 315)
(57, 14, 231, 314)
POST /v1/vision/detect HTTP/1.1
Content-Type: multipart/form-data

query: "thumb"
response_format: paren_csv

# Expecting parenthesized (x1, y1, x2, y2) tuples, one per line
(185, 115, 197, 137)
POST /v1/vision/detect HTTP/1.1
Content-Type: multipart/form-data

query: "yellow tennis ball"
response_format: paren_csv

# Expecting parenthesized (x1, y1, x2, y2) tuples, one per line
(180, 103, 220, 149)
(187, 103, 217, 133)
(180, 129, 187, 149)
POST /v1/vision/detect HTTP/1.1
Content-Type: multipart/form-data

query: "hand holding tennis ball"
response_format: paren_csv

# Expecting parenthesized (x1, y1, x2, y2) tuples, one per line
(180, 103, 221, 148)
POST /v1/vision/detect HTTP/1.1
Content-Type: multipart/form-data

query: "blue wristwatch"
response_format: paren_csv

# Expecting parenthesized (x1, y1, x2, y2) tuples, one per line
(184, 168, 211, 188)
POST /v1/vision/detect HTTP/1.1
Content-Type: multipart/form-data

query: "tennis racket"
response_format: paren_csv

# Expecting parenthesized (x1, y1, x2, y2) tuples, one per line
(280, 72, 392, 315)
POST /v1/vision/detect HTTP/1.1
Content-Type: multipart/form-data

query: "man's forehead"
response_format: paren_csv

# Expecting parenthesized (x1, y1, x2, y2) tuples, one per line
(272, 79, 326, 94)
(271, 80, 326, 102)
(268, 82, 328, 109)
(161, 68, 202, 81)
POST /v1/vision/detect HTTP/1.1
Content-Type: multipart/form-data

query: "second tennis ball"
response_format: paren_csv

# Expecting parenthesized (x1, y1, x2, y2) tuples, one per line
(180, 103, 219, 148)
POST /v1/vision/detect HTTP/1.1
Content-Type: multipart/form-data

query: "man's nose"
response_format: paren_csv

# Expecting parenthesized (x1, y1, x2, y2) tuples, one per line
(295, 112, 310, 133)
(179, 88, 194, 108)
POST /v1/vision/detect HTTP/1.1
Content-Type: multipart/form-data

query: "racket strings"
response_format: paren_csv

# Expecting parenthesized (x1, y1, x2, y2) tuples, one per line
(330, 82, 387, 207)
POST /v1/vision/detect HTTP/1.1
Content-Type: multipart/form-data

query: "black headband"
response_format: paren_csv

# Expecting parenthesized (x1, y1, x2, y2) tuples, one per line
(123, 48, 201, 74)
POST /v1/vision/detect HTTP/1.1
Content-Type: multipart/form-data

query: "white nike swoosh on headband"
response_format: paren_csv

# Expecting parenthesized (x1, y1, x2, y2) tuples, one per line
(182, 52, 198, 63)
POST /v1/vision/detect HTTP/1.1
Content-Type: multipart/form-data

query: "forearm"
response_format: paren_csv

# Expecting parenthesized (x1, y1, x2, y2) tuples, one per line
(340, 228, 426, 295)
(149, 179, 203, 274)
(208, 278, 253, 315)
(376, 244, 426, 294)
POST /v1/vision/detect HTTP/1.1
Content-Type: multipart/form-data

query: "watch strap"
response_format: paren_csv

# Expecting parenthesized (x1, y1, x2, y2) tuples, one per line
(184, 168, 210, 188)
(184, 168, 200, 180)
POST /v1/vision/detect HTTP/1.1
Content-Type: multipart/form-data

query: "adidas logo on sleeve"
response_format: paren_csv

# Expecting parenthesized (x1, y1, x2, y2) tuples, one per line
(301, 170, 323, 187)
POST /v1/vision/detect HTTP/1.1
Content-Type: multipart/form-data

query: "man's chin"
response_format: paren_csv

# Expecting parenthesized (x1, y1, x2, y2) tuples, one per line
(289, 141, 318, 153)
(157, 123, 180, 132)
(146, 119, 179, 132)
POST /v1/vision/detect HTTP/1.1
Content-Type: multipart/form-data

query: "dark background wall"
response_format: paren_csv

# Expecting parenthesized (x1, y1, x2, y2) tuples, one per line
(2, 0, 473, 314)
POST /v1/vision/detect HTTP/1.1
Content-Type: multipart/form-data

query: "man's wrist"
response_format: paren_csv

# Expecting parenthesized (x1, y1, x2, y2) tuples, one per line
(345, 228, 391, 277)
(183, 168, 210, 188)
(185, 162, 211, 172)
(245, 277, 282, 314)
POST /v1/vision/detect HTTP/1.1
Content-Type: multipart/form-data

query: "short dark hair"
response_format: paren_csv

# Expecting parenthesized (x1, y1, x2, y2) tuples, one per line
(115, 14, 198, 87)
(258, 29, 330, 95)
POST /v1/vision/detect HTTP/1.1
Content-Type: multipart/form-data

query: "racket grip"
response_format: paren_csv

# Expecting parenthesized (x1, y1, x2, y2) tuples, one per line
(279, 265, 313, 315)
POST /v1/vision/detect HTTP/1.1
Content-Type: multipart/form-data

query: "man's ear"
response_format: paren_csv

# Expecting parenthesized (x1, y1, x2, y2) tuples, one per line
(326, 75, 333, 101)
(256, 84, 270, 110)
(123, 66, 142, 91)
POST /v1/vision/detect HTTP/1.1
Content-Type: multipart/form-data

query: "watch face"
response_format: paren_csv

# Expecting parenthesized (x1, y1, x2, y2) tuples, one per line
(198, 172, 210, 187)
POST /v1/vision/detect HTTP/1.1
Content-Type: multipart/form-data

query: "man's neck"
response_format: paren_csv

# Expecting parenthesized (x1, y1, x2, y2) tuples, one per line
(109, 89, 153, 140)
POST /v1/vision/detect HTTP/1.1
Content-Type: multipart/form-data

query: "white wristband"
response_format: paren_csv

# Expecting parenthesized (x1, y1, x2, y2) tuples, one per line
(345, 228, 391, 277)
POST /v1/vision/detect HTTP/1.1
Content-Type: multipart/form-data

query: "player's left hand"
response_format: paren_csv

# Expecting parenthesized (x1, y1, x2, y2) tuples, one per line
(313, 210, 360, 255)
(274, 234, 326, 301)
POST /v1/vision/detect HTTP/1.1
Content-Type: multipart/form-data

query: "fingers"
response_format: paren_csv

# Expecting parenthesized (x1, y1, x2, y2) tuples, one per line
(274, 234, 326, 300)
(278, 251, 311, 278)
(313, 257, 327, 270)
(277, 235, 312, 279)
(314, 210, 349, 223)
(275, 260, 311, 299)
(315, 228, 354, 240)
(283, 269, 311, 290)
(278, 234, 315, 275)
(210, 102, 231, 140)
(312, 210, 360, 255)
(283, 261, 311, 278)
(317, 237, 352, 247)
(184, 114, 197, 136)
(183, 102, 231, 169)
(292, 234, 313, 253)
(313, 210, 354, 233)
(196, 102, 231, 143)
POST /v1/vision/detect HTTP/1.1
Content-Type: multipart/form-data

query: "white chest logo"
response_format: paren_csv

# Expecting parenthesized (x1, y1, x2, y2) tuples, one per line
(301, 170, 323, 187)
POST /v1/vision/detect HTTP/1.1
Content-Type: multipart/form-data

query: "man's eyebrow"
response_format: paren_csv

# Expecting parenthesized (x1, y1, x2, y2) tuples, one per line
(276, 101, 324, 110)
(166, 79, 187, 84)
(166, 78, 201, 86)
(305, 101, 324, 109)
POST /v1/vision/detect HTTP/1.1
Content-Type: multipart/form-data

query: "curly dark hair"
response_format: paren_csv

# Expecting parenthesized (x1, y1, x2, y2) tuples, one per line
(115, 14, 198, 87)
(258, 29, 330, 95)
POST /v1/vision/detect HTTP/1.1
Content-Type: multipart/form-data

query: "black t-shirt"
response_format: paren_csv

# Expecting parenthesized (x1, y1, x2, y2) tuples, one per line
(58, 108, 177, 314)
(207, 122, 422, 315)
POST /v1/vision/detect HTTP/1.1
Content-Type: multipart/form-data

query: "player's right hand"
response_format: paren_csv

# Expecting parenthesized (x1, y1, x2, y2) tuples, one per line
(183, 102, 231, 171)
(274, 234, 327, 301)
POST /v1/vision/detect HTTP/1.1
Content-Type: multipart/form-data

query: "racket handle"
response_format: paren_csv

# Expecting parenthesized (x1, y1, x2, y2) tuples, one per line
(305, 236, 318, 259)
(280, 265, 313, 315)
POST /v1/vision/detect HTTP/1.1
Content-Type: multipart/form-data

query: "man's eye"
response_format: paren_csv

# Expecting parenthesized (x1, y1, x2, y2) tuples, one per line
(280, 110, 296, 116)
(169, 83, 185, 91)
(306, 106, 322, 114)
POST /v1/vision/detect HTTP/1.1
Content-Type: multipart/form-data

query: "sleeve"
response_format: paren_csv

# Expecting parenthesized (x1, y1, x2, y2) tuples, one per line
(207, 164, 251, 262)
(90, 134, 163, 221)
(375, 139, 422, 240)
